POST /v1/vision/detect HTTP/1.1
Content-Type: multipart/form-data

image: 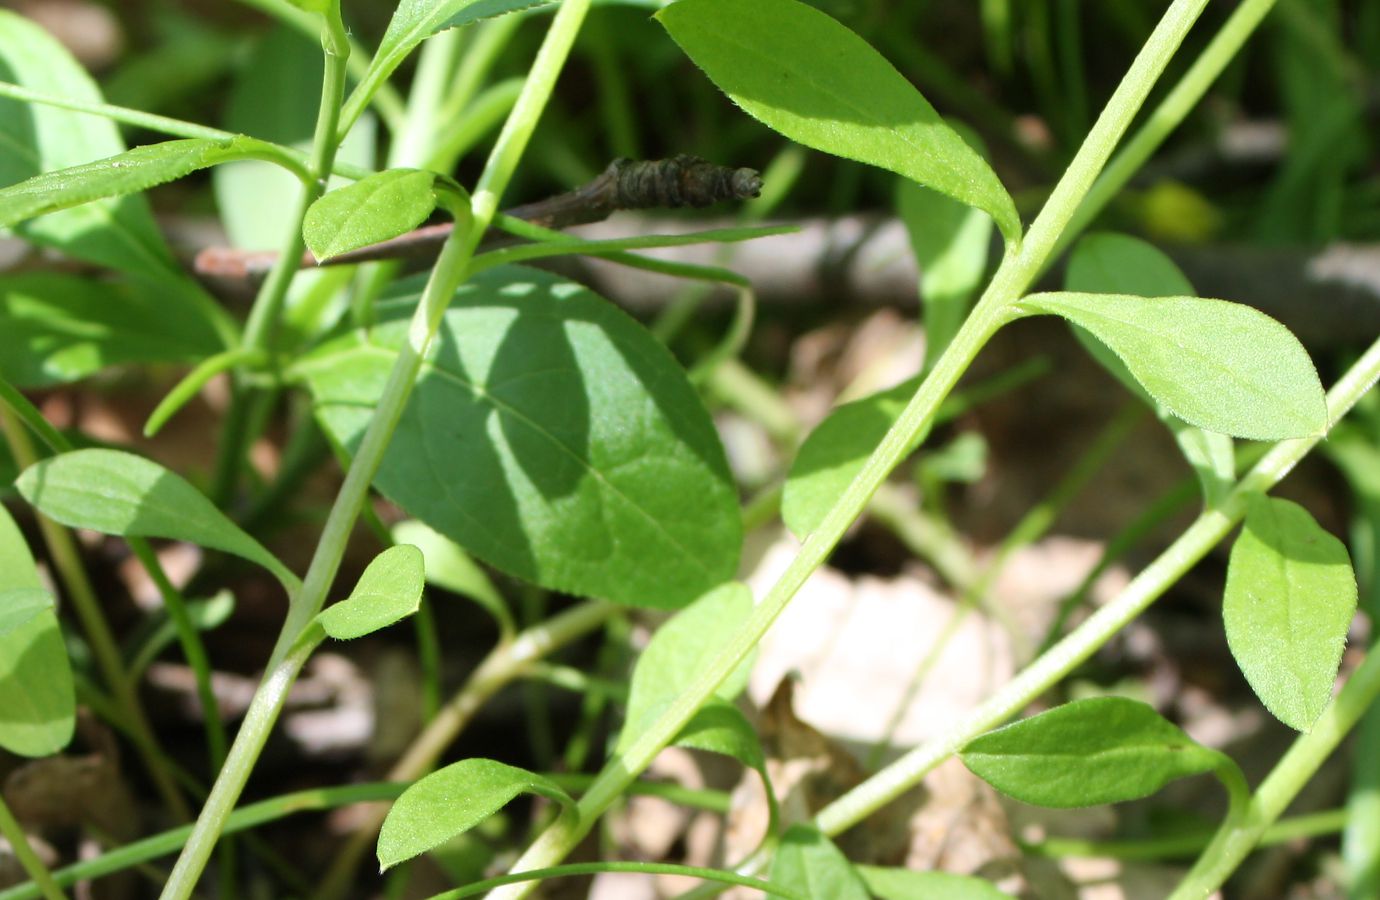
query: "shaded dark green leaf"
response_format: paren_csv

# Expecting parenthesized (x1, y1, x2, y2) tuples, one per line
(0, 273, 222, 387)
(296, 266, 741, 609)
(0, 506, 74, 757)
(1225, 496, 1357, 731)
(377, 758, 573, 870)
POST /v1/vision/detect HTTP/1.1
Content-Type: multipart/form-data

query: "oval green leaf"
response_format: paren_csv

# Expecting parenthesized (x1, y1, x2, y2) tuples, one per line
(657, 0, 1020, 245)
(315, 545, 425, 640)
(295, 266, 741, 609)
(0, 137, 262, 231)
(0, 506, 74, 757)
(16, 449, 298, 593)
(675, 699, 765, 772)
(303, 168, 439, 261)
(1018, 292, 1326, 440)
(0, 273, 222, 388)
(0, 10, 178, 280)
(392, 520, 511, 633)
(769, 825, 870, 900)
(1224, 496, 1357, 732)
(1065, 234, 1234, 506)
(615, 582, 753, 755)
(377, 758, 573, 870)
(960, 697, 1222, 808)
(858, 866, 1014, 900)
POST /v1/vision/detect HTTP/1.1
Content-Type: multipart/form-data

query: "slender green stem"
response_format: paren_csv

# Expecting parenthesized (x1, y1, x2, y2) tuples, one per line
(1024, 808, 1348, 861)
(812, 334, 1380, 841)
(128, 542, 227, 768)
(164, 5, 594, 893)
(144, 348, 268, 438)
(157, 641, 315, 899)
(0, 408, 190, 821)
(435, 863, 803, 900)
(0, 794, 66, 900)
(1172, 641, 1380, 898)
(1057, 0, 1279, 257)
(487, 4, 1211, 894)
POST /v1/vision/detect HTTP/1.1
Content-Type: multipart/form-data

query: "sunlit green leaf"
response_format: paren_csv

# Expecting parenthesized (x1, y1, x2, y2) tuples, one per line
(303, 168, 439, 261)
(377, 758, 573, 870)
(315, 545, 425, 640)
(658, 0, 1020, 244)
(1065, 234, 1234, 505)
(676, 699, 765, 771)
(1224, 495, 1357, 731)
(16, 449, 298, 593)
(1018, 292, 1326, 440)
(961, 697, 1222, 808)
(392, 520, 510, 631)
(296, 266, 741, 609)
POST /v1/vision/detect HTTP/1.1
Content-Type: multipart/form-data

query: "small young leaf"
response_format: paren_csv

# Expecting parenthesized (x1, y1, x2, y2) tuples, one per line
(0, 138, 266, 230)
(392, 520, 510, 631)
(17, 449, 298, 593)
(296, 266, 741, 609)
(303, 169, 439, 261)
(1224, 496, 1357, 732)
(657, 0, 1020, 244)
(615, 582, 753, 755)
(377, 758, 573, 871)
(857, 865, 1014, 900)
(0, 273, 222, 387)
(1018, 292, 1326, 440)
(676, 699, 766, 772)
(782, 377, 917, 538)
(0, 506, 74, 757)
(769, 825, 870, 900)
(315, 545, 425, 640)
(354, 0, 552, 120)
(1065, 234, 1234, 505)
(961, 697, 1222, 808)
(0, 10, 179, 281)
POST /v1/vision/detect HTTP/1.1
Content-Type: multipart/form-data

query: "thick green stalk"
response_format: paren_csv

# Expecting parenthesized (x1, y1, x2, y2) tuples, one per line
(812, 334, 1380, 839)
(159, 4, 593, 894)
(1172, 640, 1380, 898)
(485, 2, 1211, 894)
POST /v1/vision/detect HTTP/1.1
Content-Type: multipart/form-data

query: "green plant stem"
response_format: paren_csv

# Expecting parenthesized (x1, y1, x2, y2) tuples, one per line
(1172, 640, 1380, 898)
(812, 333, 1380, 843)
(429, 862, 803, 900)
(485, 4, 1210, 893)
(1024, 807, 1348, 861)
(127, 542, 227, 768)
(0, 794, 65, 900)
(157, 640, 314, 899)
(163, 4, 593, 894)
(1057, 0, 1279, 257)
(313, 601, 618, 900)
(211, 13, 350, 504)
(0, 407, 190, 821)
